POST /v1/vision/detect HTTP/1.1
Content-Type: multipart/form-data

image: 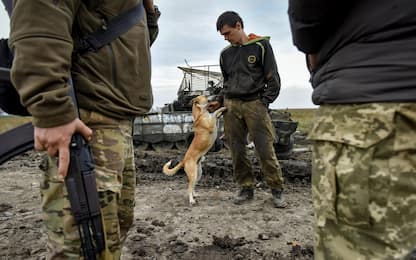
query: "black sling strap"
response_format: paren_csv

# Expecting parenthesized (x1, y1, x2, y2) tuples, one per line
(78, 4, 145, 54)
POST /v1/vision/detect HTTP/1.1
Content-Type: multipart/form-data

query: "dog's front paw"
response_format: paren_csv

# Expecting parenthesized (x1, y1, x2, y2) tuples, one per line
(246, 142, 255, 149)
(189, 193, 198, 205)
(215, 107, 227, 117)
(189, 198, 197, 205)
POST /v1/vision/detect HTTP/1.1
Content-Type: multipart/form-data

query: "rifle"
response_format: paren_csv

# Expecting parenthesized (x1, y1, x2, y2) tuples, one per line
(66, 78, 106, 259)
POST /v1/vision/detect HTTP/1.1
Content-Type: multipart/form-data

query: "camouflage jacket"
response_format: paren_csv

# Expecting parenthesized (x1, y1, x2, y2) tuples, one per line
(9, 0, 153, 127)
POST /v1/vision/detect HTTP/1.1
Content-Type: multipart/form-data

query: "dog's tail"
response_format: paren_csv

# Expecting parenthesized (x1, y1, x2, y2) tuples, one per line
(163, 160, 185, 176)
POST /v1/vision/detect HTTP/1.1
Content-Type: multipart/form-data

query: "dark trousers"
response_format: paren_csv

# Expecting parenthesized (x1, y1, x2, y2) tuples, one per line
(223, 98, 284, 190)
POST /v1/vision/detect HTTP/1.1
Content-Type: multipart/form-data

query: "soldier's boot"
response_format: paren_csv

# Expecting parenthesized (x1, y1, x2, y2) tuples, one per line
(271, 189, 287, 208)
(233, 187, 254, 205)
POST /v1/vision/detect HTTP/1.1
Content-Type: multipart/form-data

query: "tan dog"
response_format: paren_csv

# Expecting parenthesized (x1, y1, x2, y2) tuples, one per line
(163, 95, 226, 205)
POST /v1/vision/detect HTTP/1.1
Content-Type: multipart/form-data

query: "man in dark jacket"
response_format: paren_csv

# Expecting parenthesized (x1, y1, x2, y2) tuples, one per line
(8, 0, 159, 258)
(213, 11, 286, 208)
(288, 0, 416, 259)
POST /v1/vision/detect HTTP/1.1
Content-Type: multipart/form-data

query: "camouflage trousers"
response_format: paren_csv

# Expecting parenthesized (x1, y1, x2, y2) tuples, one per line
(309, 103, 416, 259)
(223, 98, 284, 190)
(40, 110, 136, 259)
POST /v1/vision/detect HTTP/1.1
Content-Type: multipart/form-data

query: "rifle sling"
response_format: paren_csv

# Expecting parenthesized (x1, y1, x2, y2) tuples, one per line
(77, 4, 145, 53)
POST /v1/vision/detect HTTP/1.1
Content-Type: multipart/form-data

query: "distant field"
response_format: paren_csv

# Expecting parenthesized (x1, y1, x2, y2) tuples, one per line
(0, 116, 32, 134)
(280, 108, 317, 134)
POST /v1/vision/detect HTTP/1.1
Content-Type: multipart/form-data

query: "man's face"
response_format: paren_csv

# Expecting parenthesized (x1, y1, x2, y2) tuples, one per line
(219, 22, 242, 44)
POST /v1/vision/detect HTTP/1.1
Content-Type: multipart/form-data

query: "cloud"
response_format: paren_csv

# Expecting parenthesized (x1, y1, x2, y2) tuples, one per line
(0, 1, 315, 109)
(0, 6, 9, 37)
(272, 86, 315, 109)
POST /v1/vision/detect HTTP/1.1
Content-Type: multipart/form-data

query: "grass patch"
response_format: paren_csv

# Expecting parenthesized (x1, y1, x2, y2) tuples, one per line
(281, 108, 317, 134)
(0, 116, 32, 134)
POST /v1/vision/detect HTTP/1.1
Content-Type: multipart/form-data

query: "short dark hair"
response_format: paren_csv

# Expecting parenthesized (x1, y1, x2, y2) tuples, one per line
(216, 11, 244, 31)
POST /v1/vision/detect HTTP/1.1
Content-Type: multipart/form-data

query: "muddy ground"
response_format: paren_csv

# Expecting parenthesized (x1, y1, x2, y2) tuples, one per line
(0, 133, 314, 260)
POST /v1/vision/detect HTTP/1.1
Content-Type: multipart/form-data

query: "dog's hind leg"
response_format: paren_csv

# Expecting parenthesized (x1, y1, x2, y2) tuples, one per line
(193, 158, 204, 199)
(197, 156, 205, 183)
(185, 162, 198, 205)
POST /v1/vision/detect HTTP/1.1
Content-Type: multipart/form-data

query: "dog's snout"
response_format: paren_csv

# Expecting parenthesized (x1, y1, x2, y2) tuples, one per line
(190, 99, 197, 106)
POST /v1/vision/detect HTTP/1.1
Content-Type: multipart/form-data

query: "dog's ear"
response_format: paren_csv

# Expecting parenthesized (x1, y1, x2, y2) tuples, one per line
(191, 96, 207, 110)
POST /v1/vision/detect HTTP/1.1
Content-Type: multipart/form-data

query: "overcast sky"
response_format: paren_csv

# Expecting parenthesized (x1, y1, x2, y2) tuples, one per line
(0, 1, 315, 109)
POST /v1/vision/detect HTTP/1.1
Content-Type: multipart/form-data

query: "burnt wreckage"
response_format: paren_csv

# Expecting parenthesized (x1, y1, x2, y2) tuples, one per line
(132, 65, 298, 159)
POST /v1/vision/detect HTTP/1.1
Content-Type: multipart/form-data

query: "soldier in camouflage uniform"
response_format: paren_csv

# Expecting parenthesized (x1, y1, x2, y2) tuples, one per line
(9, 0, 159, 258)
(288, 1, 416, 259)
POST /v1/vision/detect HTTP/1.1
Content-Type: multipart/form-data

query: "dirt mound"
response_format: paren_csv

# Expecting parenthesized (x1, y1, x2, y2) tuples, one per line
(135, 146, 312, 188)
(0, 138, 313, 259)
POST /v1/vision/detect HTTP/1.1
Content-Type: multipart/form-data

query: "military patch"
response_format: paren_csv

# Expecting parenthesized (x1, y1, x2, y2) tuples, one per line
(247, 55, 256, 64)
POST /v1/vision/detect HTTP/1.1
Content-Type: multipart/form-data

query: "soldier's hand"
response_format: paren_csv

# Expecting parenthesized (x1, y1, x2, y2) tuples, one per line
(307, 54, 318, 72)
(143, 0, 155, 13)
(207, 101, 221, 113)
(34, 118, 92, 179)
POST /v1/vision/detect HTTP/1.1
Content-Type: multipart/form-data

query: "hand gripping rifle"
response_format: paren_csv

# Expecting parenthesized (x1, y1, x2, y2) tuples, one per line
(0, 69, 106, 259)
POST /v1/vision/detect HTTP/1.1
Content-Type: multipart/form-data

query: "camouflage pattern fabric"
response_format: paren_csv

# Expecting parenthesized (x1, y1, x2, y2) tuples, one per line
(223, 98, 284, 190)
(309, 103, 416, 259)
(40, 110, 135, 259)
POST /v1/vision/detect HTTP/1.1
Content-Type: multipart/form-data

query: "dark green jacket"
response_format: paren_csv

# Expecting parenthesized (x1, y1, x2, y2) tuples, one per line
(9, 0, 152, 127)
(219, 36, 281, 107)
